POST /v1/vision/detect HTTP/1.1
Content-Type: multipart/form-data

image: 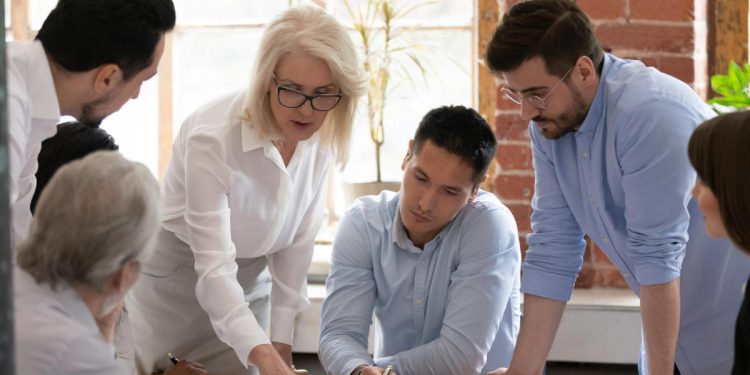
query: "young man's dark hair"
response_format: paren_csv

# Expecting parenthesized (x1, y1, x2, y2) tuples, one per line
(31, 122, 119, 213)
(412, 105, 497, 183)
(485, 0, 604, 77)
(36, 0, 176, 80)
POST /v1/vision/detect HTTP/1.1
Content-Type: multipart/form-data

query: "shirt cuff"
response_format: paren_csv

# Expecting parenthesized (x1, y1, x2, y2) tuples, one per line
(270, 306, 297, 344)
(374, 356, 394, 369)
(633, 260, 681, 286)
(226, 314, 271, 368)
(520, 266, 575, 301)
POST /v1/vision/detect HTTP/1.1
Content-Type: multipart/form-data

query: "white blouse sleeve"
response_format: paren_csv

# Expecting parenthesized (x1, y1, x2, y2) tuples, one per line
(267, 168, 328, 345)
(183, 126, 270, 367)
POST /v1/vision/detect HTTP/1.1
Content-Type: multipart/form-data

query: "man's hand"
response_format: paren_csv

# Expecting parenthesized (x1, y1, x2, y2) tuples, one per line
(356, 365, 398, 375)
(487, 368, 508, 375)
(165, 360, 207, 375)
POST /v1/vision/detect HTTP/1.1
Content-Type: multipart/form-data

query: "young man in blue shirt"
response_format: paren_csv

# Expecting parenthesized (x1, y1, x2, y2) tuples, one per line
(484, 1, 750, 374)
(319, 106, 521, 375)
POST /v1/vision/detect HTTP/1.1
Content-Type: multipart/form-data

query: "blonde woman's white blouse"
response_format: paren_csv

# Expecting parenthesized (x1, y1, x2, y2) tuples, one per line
(161, 92, 330, 365)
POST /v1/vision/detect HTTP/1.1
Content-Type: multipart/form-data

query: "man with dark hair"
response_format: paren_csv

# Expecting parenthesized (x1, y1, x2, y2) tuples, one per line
(484, 1, 750, 374)
(7, 0, 176, 249)
(319, 106, 521, 375)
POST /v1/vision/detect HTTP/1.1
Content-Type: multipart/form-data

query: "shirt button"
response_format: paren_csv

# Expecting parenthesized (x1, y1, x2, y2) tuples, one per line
(416, 299, 422, 305)
(581, 152, 589, 159)
(603, 238, 609, 244)
(623, 273, 631, 279)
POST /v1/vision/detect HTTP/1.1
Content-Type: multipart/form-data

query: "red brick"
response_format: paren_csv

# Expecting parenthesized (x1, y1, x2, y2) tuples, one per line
(505, 202, 532, 233)
(496, 86, 521, 110)
(576, 264, 595, 289)
(518, 236, 528, 254)
(592, 244, 617, 266)
(595, 23, 693, 54)
(494, 113, 529, 141)
(630, 0, 693, 22)
(495, 174, 535, 201)
(578, 0, 626, 20)
(496, 143, 532, 171)
(592, 268, 629, 288)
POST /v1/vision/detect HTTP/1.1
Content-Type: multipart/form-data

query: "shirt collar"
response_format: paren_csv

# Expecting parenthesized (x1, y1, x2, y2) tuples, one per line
(576, 53, 615, 135)
(27, 41, 61, 122)
(241, 121, 271, 152)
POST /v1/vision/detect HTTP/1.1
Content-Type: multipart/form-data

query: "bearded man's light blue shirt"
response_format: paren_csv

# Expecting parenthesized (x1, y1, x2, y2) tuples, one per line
(523, 53, 750, 375)
(319, 191, 521, 375)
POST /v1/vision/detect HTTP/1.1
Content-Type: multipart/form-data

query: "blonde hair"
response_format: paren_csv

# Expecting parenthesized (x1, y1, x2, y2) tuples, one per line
(242, 4, 366, 166)
(17, 151, 161, 291)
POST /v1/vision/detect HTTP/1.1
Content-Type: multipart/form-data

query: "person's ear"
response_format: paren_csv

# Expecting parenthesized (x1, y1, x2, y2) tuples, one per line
(574, 56, 596, 88)
(467, 174, 487, 203)
(401, 140, 414, 171)
(110, 260, 141, 294)
(92, 64, 122, 95)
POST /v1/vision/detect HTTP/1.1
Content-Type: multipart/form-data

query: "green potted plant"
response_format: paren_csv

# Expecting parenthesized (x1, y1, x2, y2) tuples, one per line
(708, 60, 750, 113)
(341, 0, 432, 202)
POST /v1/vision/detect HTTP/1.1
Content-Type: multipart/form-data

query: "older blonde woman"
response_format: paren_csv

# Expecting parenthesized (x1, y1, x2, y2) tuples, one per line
(14, 151, 207, 375)
(127, 5, 365, 375)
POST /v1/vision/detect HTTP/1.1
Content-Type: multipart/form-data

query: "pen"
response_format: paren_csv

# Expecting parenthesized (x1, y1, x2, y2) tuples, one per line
(167, 352, 180, 365)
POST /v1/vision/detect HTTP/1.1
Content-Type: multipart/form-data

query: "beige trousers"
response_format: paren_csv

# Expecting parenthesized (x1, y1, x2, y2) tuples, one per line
(127, 229, 271, 375)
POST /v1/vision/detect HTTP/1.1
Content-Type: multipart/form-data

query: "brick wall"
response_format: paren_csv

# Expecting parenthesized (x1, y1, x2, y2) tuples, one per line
(493, 0, 704, 288)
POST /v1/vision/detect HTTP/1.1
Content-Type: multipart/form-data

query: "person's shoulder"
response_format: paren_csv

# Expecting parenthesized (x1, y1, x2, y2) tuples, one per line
(15, 300, 79, 375)
(343, 190, 399, 229)
(180, 91, 245, 135)
(460, 190, 517, 233)
(604, 55, 708, 115)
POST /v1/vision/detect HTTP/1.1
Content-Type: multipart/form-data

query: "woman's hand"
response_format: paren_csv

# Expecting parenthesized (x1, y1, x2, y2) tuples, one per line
(249, 344, 296, 375)
(165, 360, 208, 375)
(272, 342, 293, 367)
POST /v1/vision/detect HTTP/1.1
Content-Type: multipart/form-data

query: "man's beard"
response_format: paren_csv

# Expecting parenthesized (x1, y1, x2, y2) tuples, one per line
(533, 85, 588, 140)
(79, 93, 112, 127)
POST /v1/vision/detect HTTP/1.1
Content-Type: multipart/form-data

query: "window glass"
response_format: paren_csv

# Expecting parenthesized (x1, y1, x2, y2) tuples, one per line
(175, 0, 288, 25)
(29, 0, 55, 30)
(101, 78, 160, 175)
(172, 27, 264, 132)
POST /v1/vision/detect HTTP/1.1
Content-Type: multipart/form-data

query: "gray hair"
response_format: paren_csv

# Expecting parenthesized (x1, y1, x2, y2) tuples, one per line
(241, 4, 367, 167)
(17, 151, 160, 291)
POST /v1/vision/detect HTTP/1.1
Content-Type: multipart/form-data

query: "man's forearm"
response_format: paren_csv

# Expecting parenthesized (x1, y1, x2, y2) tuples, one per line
(506, 294, 566, 375)
(640, 278, 680, 375)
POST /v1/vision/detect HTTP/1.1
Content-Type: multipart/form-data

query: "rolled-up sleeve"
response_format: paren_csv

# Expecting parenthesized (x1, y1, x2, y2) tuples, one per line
(523, 127, 587, 302)
(617, 101, 697, 285)
(267, 173, 328, 345)
(183, 128, 269, 367)
(319, 205, 377, 375)
(383, 206, 521, 374)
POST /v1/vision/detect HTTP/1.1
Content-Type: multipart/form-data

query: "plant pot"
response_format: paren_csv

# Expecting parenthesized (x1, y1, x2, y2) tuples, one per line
(341, 181, 401, 208)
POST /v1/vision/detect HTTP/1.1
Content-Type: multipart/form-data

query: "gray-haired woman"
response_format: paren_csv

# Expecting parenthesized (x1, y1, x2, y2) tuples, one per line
(14, 151, 204, 375)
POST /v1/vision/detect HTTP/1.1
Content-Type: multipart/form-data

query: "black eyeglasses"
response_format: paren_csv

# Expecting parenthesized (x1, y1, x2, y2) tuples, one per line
(273, 79, 342, 112)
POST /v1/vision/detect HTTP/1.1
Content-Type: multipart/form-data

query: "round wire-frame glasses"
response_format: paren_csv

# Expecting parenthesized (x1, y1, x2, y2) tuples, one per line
(501, 66, 574, 110)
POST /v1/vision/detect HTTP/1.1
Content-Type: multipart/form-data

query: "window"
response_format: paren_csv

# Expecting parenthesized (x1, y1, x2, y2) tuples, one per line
(8, 1, 478, 218)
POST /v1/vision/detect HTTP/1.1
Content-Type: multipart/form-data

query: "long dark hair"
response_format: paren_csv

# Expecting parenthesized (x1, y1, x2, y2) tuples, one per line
(688, 111, 750, 253)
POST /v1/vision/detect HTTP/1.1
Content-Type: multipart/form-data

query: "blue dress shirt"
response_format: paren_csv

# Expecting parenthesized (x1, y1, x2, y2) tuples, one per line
(319, 190, 521, 375)
(523, 53, 750, 375)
